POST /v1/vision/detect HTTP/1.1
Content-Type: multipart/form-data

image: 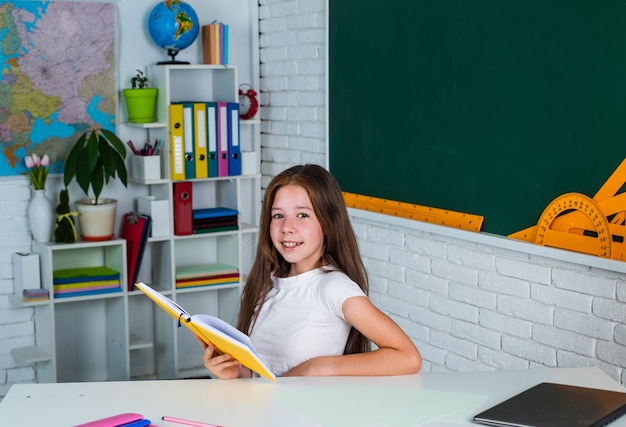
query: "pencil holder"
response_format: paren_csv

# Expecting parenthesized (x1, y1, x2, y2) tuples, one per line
(131, 155, 161, 181)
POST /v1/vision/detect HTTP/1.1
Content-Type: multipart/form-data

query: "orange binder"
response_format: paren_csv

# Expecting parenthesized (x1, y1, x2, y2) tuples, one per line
(120, 212, 150, 291)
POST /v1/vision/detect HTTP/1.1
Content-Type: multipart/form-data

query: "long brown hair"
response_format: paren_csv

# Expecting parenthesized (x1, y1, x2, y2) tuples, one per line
(237, 164, 371, 354)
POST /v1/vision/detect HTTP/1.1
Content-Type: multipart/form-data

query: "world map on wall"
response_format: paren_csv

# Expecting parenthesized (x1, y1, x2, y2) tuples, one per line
(0, 1, 116, 177)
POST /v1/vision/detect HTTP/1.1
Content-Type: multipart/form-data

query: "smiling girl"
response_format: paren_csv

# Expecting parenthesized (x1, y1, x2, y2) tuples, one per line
(199, 164, 422, 378)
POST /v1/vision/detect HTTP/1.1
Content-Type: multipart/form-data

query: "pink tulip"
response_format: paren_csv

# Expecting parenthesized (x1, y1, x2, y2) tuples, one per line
(25, 155, 34, 169)
(23, 153, 49, 190)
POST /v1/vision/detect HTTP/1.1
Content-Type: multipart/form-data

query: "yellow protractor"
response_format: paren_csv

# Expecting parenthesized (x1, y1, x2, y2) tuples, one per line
(534, 192, 612, 259)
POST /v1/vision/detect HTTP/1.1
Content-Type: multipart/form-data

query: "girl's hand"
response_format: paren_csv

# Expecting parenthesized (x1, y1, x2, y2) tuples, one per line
(195, 336, 250, 379)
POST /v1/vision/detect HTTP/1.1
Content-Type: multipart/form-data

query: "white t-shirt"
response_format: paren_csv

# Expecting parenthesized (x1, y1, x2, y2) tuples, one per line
(248, 267, 366, 376)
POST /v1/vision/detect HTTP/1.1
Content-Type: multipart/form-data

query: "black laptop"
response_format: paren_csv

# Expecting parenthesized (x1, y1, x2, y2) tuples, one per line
(473, 382, 626, 427)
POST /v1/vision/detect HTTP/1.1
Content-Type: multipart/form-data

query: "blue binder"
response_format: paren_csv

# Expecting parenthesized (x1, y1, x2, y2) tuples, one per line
(228, 102, 241, 176)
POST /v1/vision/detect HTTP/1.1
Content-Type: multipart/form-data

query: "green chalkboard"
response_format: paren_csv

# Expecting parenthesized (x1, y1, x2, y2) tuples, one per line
(329, 1, 626, 236)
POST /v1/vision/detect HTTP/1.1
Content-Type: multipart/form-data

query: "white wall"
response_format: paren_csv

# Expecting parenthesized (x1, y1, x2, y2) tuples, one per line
(257, 0, 626, 386)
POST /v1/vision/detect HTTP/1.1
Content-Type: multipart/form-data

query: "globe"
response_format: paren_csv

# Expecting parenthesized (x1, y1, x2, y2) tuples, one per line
(147, 0, 200, 64)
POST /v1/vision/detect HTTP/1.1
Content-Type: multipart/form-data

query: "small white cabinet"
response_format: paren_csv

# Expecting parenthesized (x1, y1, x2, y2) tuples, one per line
(11, 239, 129, 383)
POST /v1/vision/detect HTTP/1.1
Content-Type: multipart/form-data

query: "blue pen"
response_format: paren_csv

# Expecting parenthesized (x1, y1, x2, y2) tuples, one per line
(153, 138, 162, 156)
(118, 419, 152, 427)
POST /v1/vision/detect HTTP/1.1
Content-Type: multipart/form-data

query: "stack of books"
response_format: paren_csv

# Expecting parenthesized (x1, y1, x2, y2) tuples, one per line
(175, 262, 240, 289)
(22, 288, 49, 302)
(193, 207, 238, 234)
(52, 266, 121, 298)
(202, 22, 229, 65)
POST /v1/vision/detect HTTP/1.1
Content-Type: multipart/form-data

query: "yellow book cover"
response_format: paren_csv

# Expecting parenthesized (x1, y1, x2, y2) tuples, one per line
(135, 282, 275, 381)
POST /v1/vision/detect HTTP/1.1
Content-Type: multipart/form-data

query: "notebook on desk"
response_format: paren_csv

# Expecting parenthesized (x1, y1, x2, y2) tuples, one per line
(473, 382, 626, 427)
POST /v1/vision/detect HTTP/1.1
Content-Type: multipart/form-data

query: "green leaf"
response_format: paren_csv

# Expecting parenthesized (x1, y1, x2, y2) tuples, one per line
(101, 129, 126, 159)
(85, 132, 99, 174)
(113, 151, 128, 186)
(63, 132, 86, 187)
(76, 148, 92, 196)
(99, 138, 117, 178)
(91, 158, 105, 203)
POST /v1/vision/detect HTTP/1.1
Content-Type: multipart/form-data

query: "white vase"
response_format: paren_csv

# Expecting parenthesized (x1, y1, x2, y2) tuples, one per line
(28, 189, 54, 243)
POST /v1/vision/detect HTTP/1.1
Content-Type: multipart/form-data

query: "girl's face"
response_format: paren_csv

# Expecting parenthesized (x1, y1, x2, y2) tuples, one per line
(270, 184, 325, 276)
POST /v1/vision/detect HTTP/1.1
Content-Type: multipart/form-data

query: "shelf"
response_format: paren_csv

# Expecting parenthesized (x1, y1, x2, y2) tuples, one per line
(125, 122, 168, 129)
(11, 346, 52, 363)
(8, 294, 49, 307)
(174, 282, 240, 294)
(128, 177, 170, 185)
(129, 333, 153, 351)
(52, 291, 124, 304)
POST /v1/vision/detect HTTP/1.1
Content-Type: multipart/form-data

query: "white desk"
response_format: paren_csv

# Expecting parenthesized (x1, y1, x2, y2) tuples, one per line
(1, 368, 625, 427)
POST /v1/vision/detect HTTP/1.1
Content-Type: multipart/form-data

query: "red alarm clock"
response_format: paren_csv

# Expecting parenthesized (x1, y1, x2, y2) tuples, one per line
(239, 84, 259, 120)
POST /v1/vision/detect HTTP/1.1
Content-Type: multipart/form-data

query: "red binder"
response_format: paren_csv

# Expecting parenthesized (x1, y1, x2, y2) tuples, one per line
(173, 181, 193, 235)
(120, 212, 150, 291)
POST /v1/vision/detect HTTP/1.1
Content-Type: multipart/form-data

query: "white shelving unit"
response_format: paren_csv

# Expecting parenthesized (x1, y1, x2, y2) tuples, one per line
(10, 65, 261, 383)
(127, 64, 261, 379)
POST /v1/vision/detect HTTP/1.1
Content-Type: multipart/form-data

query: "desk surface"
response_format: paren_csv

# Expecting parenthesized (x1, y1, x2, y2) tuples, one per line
(1, 367, 625, 427)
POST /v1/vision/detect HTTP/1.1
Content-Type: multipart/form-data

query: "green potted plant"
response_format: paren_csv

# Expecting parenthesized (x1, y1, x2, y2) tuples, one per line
(63, 128, 128, 241)
(122, 69, 158, 123)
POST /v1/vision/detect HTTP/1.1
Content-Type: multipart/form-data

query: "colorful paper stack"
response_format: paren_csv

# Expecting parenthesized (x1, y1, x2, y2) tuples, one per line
(22, 288, 49, 302)
(201, 22, 229, 65)
(53, 266, 121, 298)
(192, 207, 238, 234)
(176, 262, 240, 289)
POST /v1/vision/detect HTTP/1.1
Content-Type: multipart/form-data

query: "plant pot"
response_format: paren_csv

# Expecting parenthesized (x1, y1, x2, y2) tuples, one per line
(76, 198, 118, 241)
(122, 88, 158, 123)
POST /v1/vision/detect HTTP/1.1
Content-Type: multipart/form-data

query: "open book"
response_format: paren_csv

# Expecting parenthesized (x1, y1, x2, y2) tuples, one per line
(135, 282, 276, 381)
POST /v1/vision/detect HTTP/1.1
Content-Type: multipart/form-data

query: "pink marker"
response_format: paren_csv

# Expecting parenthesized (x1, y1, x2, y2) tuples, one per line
(162, 416, 224, 427)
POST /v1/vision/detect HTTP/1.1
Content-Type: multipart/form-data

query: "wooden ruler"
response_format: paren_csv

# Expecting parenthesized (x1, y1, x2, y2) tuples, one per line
(343, 192, 484, 232)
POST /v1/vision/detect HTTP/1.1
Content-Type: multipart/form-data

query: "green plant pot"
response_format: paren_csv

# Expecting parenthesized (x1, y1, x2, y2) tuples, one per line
(123, 88, 158, 123)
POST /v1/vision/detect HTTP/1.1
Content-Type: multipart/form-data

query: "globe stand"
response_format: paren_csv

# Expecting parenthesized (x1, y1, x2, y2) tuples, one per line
(156, 48, 189, 65)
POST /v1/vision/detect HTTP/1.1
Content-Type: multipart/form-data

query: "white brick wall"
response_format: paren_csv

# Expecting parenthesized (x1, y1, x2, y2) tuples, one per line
(352, 213, 626, 384)
(0, 178, 35, 398)
(259, 1, 626, 387)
